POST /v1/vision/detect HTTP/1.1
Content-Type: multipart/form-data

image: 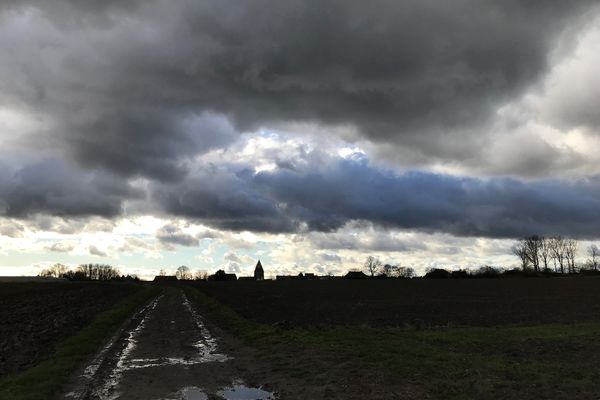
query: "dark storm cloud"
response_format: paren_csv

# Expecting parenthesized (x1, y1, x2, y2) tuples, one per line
(0, 159, 142, 218)
(2, 0, 600, 241)
(157, 157, 600, 239)
(1, 0, 597, 179)
(157, 166, 298, 233)
(155, 223, 198, 247)
(65, 111, 238, 182)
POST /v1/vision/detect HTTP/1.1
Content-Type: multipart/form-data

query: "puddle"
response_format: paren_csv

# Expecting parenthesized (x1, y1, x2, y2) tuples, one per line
(181, 293, 228, 363)
(92, 295, 163, 400)
(69, 292, 235, 400)
(78, 292, 229, 400)
(217, 384, 276, 400)
(168, 384, 275, 400)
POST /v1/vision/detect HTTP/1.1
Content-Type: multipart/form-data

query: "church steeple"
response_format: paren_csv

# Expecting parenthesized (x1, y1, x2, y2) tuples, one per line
(254, 260, 264, 280)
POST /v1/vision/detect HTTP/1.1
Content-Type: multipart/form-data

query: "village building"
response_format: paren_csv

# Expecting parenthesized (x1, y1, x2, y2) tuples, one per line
(254, 260, 264, 280)
(344, 271, 369, 279)
(153, 275, 178, 282)
(208, 269, 237, 281)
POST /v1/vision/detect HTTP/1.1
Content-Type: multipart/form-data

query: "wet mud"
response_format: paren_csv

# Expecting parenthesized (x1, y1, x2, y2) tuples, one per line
(64, 289, 274, 400)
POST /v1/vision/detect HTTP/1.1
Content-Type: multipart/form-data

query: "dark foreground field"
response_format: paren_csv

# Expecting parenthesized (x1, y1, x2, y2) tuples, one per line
(4, 278, 600, 399)
(192, 278, 600, 399)
(198, 277, 600, 327)
(0, 282, 139, 377)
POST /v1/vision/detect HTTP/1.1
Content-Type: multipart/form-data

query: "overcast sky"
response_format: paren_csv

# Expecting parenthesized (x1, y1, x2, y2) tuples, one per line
(2, 1, 600, 278)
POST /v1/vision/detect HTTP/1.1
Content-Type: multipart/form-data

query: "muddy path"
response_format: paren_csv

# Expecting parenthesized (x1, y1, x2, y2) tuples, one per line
(64, 288, 274, 400)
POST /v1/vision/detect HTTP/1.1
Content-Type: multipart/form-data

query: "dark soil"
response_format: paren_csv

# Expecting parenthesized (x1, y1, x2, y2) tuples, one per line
(195, 277, 600, 328)
(0, 282, 138, 377)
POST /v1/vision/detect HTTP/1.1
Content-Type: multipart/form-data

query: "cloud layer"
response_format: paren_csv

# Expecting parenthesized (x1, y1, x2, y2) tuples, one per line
(3, 1, 600, 276)
(1, 0, 598, 179)
(158, 153, 600, 239)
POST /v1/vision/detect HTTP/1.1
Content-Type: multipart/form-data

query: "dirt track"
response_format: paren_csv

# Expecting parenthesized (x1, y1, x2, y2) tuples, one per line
(64, 288, 274, 400)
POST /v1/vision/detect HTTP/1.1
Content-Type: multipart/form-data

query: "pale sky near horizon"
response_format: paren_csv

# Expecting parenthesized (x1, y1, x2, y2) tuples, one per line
(2, 1, 600, 279)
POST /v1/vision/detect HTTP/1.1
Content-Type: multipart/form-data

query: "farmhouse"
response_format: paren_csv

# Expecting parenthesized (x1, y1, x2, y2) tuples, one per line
(153, 275, 178, 282)
(344, 271, 369, 279)
(208, 269, 237, 281)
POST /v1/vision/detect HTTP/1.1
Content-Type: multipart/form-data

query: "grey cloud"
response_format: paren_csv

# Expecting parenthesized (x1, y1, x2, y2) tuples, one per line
(306, 226, 427, 253)
(89, 244, 107, 257)
(224, 251, 242, 264)
(157, 166, 297, 233)
(225, 261, 241, 273)
(0, 0, 597, 180)
(318, 253, 342, 263)
(26, 215, 113, 235)
(0, 220, 25, 237)
(0, 159, 142, 218)
(196, 229, 222, 240)
(66, 111, 238, 182)
(118, 236, 155, 253)
(156, 223, 198, 247)
(46, 241, 75, 253)
(157, 156, 600, 239)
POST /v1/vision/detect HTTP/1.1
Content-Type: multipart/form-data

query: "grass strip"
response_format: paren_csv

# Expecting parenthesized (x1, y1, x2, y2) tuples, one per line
(0, 284, 160, 400)
(188, 285, 600, 399)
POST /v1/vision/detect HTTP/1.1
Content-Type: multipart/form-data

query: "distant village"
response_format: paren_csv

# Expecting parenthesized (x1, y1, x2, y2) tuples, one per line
(153, 260, 372, 282)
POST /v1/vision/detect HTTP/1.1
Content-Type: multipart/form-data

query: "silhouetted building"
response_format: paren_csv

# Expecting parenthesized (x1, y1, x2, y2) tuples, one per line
(424, 268, 451, 279)
(153, 275, 178, 282)
(254, 260, 264, 280)
(208, 269, 237, 281)
(344, 271, 368, 279)
(276, 275, 296, 280)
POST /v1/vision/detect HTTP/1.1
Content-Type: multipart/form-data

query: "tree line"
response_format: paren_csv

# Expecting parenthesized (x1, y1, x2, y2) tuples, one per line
(361, 236, 600, 280)
(38, 263, 139, 281)
(363, 256, 416, 278)
(513, 236, 599, 274)
(158, 265, 208, 280)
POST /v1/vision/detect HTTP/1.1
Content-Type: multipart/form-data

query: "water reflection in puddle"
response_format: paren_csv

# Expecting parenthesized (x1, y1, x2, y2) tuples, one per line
(170, 384, 275, 400)
(217, 384, 276, 400)
(171, 384, 275, 400)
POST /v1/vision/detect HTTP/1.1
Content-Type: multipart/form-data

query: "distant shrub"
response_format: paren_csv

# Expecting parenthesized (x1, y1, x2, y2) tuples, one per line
(450, 269, 469, 279)
(472, 265, 501, 278)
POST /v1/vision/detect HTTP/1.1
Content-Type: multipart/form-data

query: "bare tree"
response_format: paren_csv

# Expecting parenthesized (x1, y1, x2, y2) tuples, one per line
(587, 244, 599, 271)
(524, 236, 542, 272)
(548, 236, 566, 273)
(565, 239, 578, 274)
(176, 265, 192, 280)
(38, 263, 69, 278)
(194, 270, 208, 280)
(512, 242, 530, 270)
(382, 264, 398, 277)
(539, 237, 551, 271)
(159, 269, 167, 276)
(363, 256, 382, 277)
(397, 266, 415, 278)
(76, 264, 119, 280)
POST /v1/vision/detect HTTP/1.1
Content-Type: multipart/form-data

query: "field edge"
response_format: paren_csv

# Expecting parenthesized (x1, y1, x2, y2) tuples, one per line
(0, 284, 161, 400)
(188, 284, 600, 400)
